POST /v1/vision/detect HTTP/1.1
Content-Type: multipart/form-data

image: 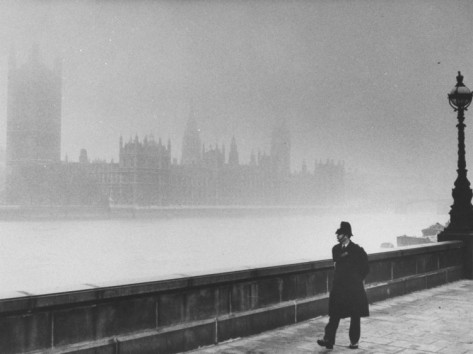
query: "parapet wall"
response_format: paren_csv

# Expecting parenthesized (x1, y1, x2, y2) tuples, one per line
(0, 241, 463, 354)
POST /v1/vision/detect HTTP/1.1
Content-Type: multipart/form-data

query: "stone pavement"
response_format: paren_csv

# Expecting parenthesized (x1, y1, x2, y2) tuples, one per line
(186, 280, 473, 354)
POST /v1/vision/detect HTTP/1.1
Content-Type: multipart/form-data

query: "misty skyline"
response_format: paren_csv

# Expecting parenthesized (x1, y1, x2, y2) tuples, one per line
(1, 1, 473, 202)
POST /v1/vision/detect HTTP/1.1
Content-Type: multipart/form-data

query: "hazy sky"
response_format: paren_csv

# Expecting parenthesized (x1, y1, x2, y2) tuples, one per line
(1, 0, 473, 201)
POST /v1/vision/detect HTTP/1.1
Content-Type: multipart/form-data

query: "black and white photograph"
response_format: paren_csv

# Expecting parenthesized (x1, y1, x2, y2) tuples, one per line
(0, 1, 472, 353)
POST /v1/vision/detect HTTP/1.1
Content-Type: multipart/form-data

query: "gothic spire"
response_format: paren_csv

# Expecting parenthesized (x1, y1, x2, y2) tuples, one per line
(228, 135, 239, 166)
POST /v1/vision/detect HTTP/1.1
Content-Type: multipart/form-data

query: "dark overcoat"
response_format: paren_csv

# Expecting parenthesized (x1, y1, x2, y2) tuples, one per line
(328, 241, 370, 318)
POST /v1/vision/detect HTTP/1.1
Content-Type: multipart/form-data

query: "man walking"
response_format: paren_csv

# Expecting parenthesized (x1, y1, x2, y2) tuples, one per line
(317, 221, 370, 350)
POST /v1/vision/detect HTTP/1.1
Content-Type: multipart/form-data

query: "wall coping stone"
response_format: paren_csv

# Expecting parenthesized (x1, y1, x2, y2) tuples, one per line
(368, 240, 462, 261)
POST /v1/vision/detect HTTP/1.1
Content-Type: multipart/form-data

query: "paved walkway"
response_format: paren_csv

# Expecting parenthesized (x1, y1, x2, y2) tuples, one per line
(187, 280, 473, 353)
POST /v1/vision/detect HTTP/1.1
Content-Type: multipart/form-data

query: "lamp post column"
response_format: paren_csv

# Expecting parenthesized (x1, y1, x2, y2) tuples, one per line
(439, 72, 473, 279)
(449, 106, 473, 231)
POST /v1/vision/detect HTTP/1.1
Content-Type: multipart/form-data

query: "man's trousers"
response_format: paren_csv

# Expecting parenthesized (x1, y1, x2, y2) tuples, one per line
(324, 315, 360, 345)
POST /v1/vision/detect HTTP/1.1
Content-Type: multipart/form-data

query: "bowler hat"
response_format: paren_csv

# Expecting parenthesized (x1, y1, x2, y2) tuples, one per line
(336, 221, 353, 237)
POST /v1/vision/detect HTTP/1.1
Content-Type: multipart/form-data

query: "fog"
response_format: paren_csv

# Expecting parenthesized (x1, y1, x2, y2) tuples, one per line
(1, 0, 473, 208)
(0, 1, 467, 295)
(0, 212, 446, 294)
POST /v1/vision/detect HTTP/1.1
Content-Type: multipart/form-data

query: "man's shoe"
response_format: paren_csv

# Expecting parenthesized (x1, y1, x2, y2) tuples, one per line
(349, 343, 359, 349)
(317, 339, 334, 349)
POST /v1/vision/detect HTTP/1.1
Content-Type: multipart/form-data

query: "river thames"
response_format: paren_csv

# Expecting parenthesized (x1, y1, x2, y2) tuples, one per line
(0, 210, 447, 296)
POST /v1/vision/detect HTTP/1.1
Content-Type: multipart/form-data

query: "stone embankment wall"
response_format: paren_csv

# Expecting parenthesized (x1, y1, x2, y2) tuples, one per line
(0, 241, 463, 354)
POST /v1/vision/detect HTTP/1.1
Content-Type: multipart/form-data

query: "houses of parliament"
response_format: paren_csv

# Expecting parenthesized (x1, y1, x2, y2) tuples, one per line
(4, 48, 345, 207)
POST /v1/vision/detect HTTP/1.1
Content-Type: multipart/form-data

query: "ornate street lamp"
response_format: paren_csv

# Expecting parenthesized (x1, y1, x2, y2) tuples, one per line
(446, 71, 473, 231)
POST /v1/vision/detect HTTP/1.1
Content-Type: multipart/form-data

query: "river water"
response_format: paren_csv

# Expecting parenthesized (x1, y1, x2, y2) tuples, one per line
(0, 211, 448, 296)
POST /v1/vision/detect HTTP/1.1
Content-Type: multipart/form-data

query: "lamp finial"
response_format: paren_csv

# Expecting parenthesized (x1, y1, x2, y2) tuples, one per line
(457, 71, 464, 86)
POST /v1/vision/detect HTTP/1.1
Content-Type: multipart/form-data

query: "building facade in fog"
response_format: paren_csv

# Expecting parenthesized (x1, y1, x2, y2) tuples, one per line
(86, 119, 344, 206)
(5, 46, 62, 204)
(4, 48, 345, 207)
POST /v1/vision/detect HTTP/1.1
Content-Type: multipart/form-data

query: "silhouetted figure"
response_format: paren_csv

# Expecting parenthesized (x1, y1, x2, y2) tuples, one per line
(317, 221, 369, 350)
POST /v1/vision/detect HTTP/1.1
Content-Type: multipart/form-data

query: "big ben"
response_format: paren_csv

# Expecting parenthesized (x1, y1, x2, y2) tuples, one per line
(6, 45, 62, 203)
